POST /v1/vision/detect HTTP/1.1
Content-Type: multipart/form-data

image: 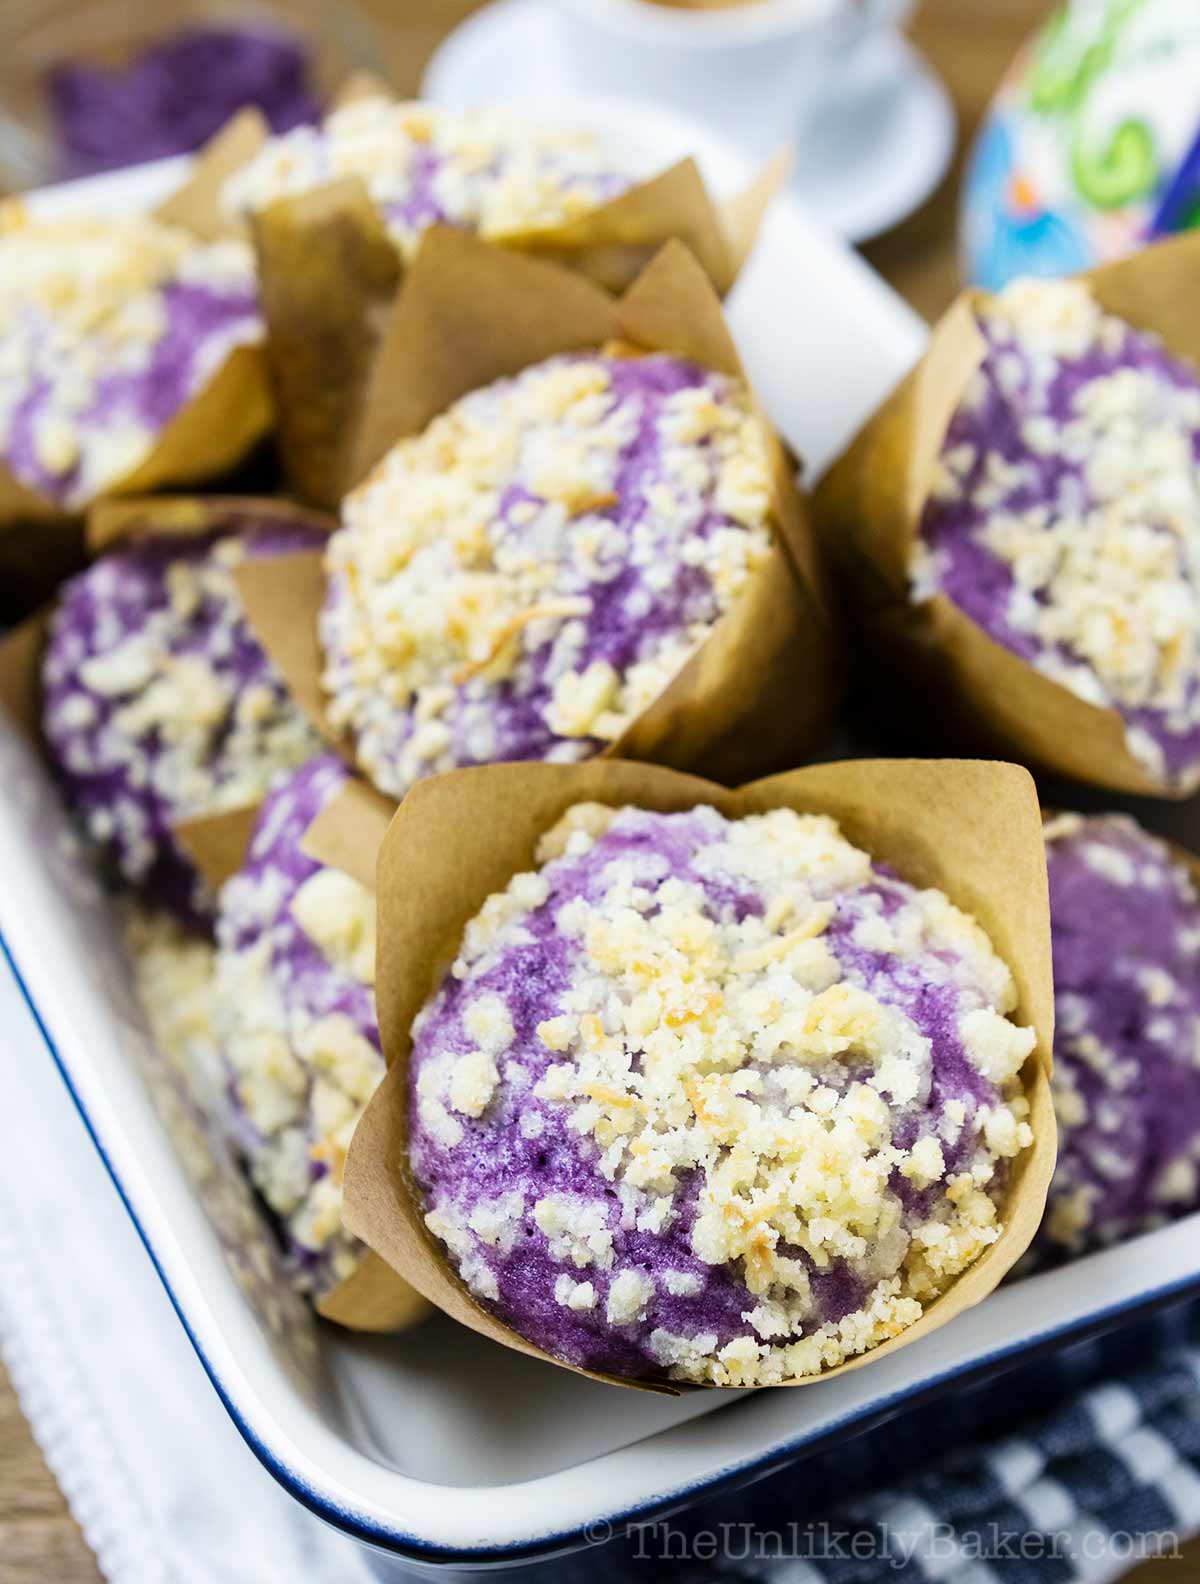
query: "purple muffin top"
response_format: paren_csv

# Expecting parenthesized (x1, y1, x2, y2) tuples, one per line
(320, 351, 775, 799)
(1037, 813, 1200, 1261)
(221, 96, 632, 263)
(214, 753, 385, 1298)
(42, 513, 326, 922)
(913, 278, 1200, 788)
(409, 802, 1036, 1385)
(0, 213, 261, 507)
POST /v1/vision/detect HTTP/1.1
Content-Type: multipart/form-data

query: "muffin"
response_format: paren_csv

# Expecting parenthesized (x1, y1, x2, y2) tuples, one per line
(912, 277, 1200, 789)
(408, 800, 1038, 1385)
(42, 510, 327, 921)
(0, 213, 263, 509)
(320, 349, 776, 799)
(221, 96, 633, 263)
(213, 753, 385, 1298)
(1037, 813, 1200, 1260)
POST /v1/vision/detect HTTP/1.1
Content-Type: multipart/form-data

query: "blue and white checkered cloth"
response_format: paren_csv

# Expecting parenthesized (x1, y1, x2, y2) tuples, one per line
(549, 1298, 1200, 1583)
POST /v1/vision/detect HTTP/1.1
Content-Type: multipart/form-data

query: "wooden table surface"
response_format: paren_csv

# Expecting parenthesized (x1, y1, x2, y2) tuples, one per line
(1, 2, 1197, 1580)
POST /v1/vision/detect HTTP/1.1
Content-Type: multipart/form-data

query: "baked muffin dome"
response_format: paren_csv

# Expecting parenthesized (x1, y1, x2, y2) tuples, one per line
(221, 96, 632, 263)
(320, 350, 774, 798)
(913, 278, 1200, 788)
(214, 754, 384, 1297)
(42, 511, 326, 920)
(1038, 813, 1200, 1259)
(0, 214, 260, 507)
(409, 802, 1037, 1385)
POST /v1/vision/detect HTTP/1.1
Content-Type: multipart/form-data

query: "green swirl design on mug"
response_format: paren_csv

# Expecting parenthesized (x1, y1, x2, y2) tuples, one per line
(1071, 117, 1157, 208)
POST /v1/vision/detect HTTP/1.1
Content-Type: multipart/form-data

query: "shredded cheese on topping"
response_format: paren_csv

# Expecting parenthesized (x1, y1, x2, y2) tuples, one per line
(913, 277, 1200, 786)
(320, 353, 775, 799)
(221, 96, 632, 261)
(411, 803, 1035, 1385)
(0, 211, 260, 506)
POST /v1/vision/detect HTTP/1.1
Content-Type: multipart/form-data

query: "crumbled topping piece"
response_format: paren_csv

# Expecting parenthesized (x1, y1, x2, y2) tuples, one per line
(0, 212, 260, 506)
(915, 277, 1200, 786)
(411, 802, 1035, 1384)
(290, 867, 377, 985)
(222, 97, 631, 262)
(321, 352, 774, 797)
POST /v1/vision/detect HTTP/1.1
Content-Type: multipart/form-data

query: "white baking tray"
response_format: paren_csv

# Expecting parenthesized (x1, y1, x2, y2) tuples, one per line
(5, 100, 1199, 1574)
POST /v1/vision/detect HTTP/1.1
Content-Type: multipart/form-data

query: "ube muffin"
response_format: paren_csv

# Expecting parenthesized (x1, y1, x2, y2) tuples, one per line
(912, 276, 1200, 789)
(42, 512, 327, 921)
(409, 801, 1037, 1385)
(320, 350, 775, 798)
(221, 96, 632, 262)
(214, 753, 385, 1298)
(1037, 813, 1200, 1260)
(0, 213, 262, 508)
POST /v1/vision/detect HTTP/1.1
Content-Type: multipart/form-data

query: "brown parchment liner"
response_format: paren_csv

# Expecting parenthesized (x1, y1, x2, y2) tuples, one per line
(235, 229, 837, 793)
(0, 111, 275, 610)
(157, 771, 427, 1335)
(236, 83, 788, 505)
(341, 755, 1056, 1394)
(813, 231, 1200, 799)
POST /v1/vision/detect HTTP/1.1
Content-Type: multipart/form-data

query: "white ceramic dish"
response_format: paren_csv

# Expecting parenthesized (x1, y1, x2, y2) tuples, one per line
(5, 102, 1200, 1575)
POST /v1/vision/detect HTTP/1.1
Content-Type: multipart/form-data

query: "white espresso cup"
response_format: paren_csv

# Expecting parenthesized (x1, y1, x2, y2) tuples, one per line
(556, 0, 915, 160)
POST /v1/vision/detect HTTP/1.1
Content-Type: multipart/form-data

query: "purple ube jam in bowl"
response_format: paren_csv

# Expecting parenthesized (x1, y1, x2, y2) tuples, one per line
(321, 351, 775, 800)
(41, 513, 327, 925)
(1035, 814, 1200, 1261)
(49, 25, 320, 179)
(214, 753, 384, 1298)
(914, 278, 1200, 787)
(409, 803, 1037, 1385)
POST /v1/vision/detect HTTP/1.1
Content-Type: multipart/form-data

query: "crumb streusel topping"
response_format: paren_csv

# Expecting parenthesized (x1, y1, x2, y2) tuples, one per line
(221, 96, 632, 261)
(1037, 812, 1200, 1261)
(912, 277, 1200, 786)
(321, 351, 775, 798)
(0, 211, 261, 506)
(409, 803, 1036, 1385)
(42, 517, 326, 922)
(215, 754, 385, 1296)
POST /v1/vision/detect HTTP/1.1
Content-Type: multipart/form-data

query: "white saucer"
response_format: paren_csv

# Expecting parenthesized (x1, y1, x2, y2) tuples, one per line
(422, 0, 956, 243)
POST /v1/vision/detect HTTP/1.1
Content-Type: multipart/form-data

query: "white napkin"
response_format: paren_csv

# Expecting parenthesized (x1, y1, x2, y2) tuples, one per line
(0, 958, 380, 1584)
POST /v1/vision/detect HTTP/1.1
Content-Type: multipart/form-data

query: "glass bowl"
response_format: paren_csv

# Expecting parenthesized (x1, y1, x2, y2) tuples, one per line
(0, 0, 386, 190)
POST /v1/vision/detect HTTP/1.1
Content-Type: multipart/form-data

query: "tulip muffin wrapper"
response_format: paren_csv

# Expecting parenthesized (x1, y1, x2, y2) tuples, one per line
(0, 112, 277, 608)
(234, 227, 839, 801)
(813, 231, 1200, 799)
(340, 755, 1056, 1394)
(222, 84, 787, 506)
